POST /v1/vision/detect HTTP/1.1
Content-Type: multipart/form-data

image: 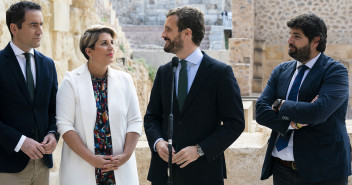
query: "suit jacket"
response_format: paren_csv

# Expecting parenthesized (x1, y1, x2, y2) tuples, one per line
(144, 52, 245, 185)
(256, 53, 351, 183)
(0, 42, 58, 172)
(56, 64, 142, 185)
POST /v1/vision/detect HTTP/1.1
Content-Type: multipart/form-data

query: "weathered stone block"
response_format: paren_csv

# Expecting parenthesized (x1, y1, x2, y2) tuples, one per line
(252, 78, 263, 93)
(231, 0, 255, 38)
(253, 63, 262, 79)
(243, 101, 254, 132)
(52, 0, 71, 32)
(325, 44, 352, 59)
(229, 38, 253, 96)
(265, 45, 285, 60)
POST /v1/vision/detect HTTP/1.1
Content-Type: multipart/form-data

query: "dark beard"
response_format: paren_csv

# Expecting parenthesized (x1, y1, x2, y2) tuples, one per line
(163, 34, 183, 54)
(288, 44, 311, 62)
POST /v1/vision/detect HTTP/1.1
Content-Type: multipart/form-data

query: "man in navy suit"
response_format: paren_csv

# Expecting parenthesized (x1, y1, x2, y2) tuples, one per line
(256, 13, 351, 185)
(144, 6, 245, 185)
(0, 1, 59, 185)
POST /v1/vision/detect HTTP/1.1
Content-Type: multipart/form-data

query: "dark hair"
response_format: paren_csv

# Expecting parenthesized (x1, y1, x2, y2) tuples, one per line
(6, 1, 41, 39)
(80, 25, 117, 60)
(167, 6, 205, 46)
(287, 13, 327, 52)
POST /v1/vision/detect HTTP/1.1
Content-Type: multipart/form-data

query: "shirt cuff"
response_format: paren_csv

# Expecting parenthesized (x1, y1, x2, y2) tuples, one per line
(288, 125, 294, 130)
(14, 135, 26, 152)
(153, 138, 164, 152)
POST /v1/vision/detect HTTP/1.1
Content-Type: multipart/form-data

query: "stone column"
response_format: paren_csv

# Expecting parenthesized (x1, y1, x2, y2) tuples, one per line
(229, 0, 255, 96)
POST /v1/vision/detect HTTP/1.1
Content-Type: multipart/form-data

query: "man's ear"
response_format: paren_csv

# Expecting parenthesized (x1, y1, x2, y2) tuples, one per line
(311, 36, 320, 49)
(184, 28, 192, 39)
(10, 23, 18, 37)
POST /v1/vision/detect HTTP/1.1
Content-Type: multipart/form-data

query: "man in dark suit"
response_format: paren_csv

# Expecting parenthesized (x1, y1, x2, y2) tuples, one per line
(144, 6, 245, 185)
(256, 13, 351, 185)
(0, 1, 59, 185)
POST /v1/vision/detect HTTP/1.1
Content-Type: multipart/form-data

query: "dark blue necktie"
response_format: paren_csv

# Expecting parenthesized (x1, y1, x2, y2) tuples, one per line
(178, 60, 188, 111)
(276, 65, 309, 151)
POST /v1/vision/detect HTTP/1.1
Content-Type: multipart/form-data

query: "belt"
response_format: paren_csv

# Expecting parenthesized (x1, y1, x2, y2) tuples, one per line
(273, 157, 297, 170)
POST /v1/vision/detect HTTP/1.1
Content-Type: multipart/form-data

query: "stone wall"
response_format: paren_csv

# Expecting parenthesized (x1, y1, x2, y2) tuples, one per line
(110, 0, 225, 25)
(229, 0, 255, 96)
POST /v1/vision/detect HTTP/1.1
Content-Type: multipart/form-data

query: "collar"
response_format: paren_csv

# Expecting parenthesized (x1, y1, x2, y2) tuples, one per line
(78, 63, 113, 77)
(296, 52, 321, 69)
(184, 47, 203, 65)
(10, 41, 34, 57)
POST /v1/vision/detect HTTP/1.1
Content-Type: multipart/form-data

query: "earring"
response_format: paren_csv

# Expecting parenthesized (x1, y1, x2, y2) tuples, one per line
(90, 57, 93, 64)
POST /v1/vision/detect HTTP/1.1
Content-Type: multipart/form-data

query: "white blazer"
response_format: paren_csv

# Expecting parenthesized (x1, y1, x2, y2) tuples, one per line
(56, 64, 142, 185)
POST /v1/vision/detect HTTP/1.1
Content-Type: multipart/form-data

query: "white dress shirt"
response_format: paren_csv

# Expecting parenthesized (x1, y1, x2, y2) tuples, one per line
(272, 53, 321, 161)
(10, 41, 36, 152)
(153, 48, 204, 151)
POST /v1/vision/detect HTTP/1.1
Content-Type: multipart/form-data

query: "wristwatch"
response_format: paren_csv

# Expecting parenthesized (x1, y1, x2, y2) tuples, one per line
(196, 144, 204, 157)
(272, 99, 283, 112)
(48, 130, 60, 142)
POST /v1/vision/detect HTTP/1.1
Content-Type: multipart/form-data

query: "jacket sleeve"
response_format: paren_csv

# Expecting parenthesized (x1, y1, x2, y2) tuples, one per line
(0, 121, 23, 154)
(256, 64, 291, 134)
(279, 62, 349, 125)
(199, 65, 245, 161)
(126, 74, 143, 135)
(56, 72, 77, 136)
(144, 66, 164, 151)
(47, 60, 58, 132)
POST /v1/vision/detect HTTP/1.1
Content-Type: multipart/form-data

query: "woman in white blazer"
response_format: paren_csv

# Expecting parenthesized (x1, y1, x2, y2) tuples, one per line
(56, 25, 142, 185)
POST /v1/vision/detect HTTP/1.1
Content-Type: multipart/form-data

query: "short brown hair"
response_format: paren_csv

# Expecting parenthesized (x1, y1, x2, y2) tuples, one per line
(167, 6, 205, 46)
(6, 1, 41, 39)
(79, 25, 117, 60)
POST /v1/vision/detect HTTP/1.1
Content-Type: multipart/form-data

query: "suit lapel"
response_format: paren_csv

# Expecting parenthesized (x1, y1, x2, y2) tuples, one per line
(4, 43, 32, 105)
(279, 61, 297, 99)
(33, 50, 43, 106)
(180, 53, 212, 115)
(298, 54, 325, 100)
(164, 63, 180, 115)
(76, 64, 96, 152)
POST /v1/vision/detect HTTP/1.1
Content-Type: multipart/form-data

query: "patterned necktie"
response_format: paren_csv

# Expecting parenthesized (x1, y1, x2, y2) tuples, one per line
(24, 53, 35, 102)
(178, 59, 188, 111)
(276, 65, 309, 151)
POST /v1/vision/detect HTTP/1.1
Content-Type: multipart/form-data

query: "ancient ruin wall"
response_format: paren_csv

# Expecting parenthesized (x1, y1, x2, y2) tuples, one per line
(255, 0, 352, 46)
(110, 0, 229, 25)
